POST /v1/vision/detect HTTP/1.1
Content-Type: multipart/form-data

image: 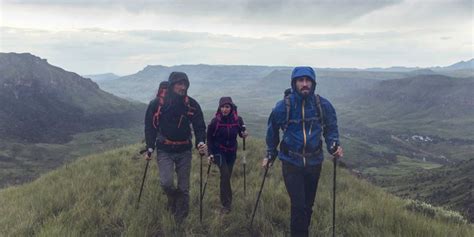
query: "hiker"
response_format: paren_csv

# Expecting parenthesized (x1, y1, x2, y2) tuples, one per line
(144, 72, 207, 223)
(263, 66, 343, 237)
(207, 97, 248, 214)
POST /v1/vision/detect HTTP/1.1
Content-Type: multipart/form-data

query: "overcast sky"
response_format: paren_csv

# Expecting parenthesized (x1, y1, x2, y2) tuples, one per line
(1, 0, 472, 75)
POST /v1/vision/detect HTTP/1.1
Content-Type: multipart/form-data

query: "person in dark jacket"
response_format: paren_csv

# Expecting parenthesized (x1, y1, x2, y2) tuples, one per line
(263, 66, 343, 237)
(144, 71, 208, 223)
(207, 97, 247, 214)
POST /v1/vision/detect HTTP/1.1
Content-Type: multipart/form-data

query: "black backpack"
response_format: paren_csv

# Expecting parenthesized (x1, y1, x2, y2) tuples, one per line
(282, 88, 325, 134)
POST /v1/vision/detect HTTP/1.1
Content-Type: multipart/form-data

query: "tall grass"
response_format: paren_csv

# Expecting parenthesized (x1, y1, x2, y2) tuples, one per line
(0, 138, 472, 236)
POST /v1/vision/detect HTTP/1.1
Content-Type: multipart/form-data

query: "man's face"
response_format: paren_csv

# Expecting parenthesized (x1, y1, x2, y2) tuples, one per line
(295, 77, 312, 96)
(173, 81, 187, 96)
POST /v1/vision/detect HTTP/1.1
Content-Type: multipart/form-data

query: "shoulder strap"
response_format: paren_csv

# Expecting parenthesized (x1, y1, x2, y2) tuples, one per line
(315, 94, 325, 133)
(283, 94, 291, 131)
(152, 90, 167, 129)
(184, 96, 196, 117)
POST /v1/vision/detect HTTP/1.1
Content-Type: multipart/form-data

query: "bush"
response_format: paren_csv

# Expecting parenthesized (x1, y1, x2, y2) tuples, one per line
(405, 199, 467, 224)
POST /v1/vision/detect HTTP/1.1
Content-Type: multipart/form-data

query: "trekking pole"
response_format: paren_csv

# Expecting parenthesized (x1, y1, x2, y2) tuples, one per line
(243, 137, 247, 195)
(136, 149, 151, 209)
(331, 142, 339, 237)
(200, 161, 212, 200)
(332, 156, 337, 237)
(250, 159, 272, 228)
(242, 125, 247, 195)
(200, 153, 203, 223)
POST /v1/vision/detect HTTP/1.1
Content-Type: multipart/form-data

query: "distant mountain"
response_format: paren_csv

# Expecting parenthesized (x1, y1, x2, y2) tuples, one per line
(97, 64, 283, 104)
(83, 73, 120, 82)
(351, 74, 474, 120)
(0, 53, 144, 143)
(98, 64, 411, 106)
(443, 59, 474, 70)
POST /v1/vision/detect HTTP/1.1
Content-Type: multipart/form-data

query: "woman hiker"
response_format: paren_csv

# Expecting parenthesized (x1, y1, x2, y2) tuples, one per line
(207, 97, 248, 214)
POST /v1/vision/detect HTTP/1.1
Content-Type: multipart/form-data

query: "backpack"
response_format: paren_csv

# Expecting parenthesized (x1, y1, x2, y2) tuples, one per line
(212, 108, 241, 137)
(282, 88, 325, 134)
(152, 81, 196, 129)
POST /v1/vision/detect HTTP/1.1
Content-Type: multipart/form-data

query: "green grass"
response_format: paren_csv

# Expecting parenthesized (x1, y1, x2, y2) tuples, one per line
(364, 155, 442, 178)
(0, 138, 472, 236)
(0, 126, 142, 188)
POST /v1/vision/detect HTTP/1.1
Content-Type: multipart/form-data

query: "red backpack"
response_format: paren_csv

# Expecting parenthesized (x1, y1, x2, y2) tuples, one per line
(152, 81, 195, 129)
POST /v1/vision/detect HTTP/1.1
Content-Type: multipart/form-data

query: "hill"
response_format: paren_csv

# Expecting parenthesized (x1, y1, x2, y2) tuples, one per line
(84, 73, 120, 82)
(0, 53, 144, 143)
(442, 59, 474, 70)
(376, 158, 474, 223)
(0, 53, 145, 187)
(0, 139, 471, 236)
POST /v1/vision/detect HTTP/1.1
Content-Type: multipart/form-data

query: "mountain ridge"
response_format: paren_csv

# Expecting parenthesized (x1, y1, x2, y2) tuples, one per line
(0, 52, 144, 143)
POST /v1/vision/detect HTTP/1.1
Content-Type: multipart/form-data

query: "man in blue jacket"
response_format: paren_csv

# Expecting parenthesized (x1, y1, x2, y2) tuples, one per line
(263, 66, 343, 237)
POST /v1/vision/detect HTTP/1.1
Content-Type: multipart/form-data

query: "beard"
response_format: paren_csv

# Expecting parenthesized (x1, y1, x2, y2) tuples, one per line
(299, 87, 311, 96)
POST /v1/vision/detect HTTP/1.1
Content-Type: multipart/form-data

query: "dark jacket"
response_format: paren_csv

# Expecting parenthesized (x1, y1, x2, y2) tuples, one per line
(266, 67, 340, 167)
(145, 72, 206, 153)
(207, 97, 245, 155)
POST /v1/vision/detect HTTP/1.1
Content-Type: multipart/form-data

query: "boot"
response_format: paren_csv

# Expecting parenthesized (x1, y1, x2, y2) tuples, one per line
(163, 187, 178, 214)
(174, 189, 189, 224)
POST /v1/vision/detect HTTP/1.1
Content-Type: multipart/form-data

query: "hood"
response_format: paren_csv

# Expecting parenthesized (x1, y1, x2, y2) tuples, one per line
(168, 71, 190, 96)
(290, 66, 316, 96)
(218, 97, 235, 108)
(156, 81, 169, 97)
(215, 96, 238, 120)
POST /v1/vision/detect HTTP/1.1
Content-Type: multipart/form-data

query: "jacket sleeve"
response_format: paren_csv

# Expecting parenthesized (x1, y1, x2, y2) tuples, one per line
(321, 98, 340, 152)
(207, 118, 217, 155)
(266, 102, 283, 158)
(190, 100, 207, 147)
(144, 99, 158, 150)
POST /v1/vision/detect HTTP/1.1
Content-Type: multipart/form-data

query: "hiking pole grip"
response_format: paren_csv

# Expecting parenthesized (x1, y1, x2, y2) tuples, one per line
(136, 159, 150, 209)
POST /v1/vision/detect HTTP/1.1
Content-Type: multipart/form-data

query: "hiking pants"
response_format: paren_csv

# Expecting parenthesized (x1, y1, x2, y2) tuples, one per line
(282, 160, 322, 237)
(214, 152, 236, 209)
(156, 149, 192, 220)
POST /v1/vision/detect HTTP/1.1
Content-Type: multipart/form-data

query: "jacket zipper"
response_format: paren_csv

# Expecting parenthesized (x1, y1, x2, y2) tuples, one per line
(302, 99, 307, 167)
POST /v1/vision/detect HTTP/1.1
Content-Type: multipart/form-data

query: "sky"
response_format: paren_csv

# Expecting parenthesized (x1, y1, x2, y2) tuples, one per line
(1, 0, 473, 75)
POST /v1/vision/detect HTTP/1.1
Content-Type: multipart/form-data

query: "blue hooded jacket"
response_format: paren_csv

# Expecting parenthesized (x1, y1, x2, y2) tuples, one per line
(266, 66, 340, 167)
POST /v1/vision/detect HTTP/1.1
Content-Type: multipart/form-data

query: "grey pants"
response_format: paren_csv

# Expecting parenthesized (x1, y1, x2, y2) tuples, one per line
(156, 149, 192, 220)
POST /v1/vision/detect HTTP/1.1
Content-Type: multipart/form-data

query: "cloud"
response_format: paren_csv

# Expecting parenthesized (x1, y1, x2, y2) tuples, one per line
(4, 0, 402, 27)
(2, 25, 471, 76)
(1, 1, 471, 74)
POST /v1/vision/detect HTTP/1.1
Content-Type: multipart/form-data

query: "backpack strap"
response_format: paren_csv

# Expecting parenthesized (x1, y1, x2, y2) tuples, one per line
(152, 91, 166, 129)
(184, 96, 196, 117)
(315, 94, 325, 135)
(283, 94, 291, 131)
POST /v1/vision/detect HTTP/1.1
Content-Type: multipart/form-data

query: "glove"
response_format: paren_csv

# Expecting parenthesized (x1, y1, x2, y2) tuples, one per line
(145, 148, 153, 161)
(198, 142, 208, 156)
(262, 150, 277, 168)
(207, 155, 214, 165)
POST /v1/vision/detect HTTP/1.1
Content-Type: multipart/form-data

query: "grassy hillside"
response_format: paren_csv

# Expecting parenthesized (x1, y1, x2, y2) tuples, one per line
(0, 126, 143, 188)
(376, 158, 474, 223)
(1, 138, 471, 236)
